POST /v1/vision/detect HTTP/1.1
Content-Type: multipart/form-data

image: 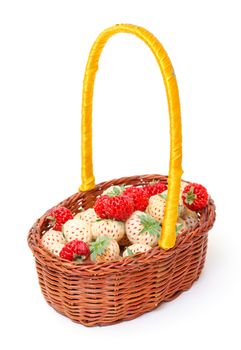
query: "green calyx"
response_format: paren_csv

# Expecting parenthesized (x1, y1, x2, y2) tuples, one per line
(107, 185, 125, 197)
(176, 223, 183, 236)
(62, 225, 66, 240)
(90, 236, 111, 261)
(159, 193, 167, 200)
(183, 186, 196, 205)
(126, 248, 134, 256)
(47, 215, 56, 223)
(74, 255, 85, 262)
(138, 213, 161, 238)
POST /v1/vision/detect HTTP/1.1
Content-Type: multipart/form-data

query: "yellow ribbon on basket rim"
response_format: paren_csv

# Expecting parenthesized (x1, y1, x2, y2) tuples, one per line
(79, 24, 183, 250)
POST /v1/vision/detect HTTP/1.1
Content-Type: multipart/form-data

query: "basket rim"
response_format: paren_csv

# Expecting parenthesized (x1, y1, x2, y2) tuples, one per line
(27, 174, 216, 276)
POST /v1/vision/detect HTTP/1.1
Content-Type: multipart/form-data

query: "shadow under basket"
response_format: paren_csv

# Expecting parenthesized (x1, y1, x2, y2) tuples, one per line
(28, 174, 216, 327)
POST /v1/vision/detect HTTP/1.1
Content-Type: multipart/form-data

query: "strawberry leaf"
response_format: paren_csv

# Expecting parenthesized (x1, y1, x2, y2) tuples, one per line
(107, 186, 124, 197)
(176, 223, 183, 235)
(185, 188, 196, 205)
(90, 236, 111, 260)
(126, 248, 134, 256)
(138, 213, 161, 237)
(62, 225, 66, 240)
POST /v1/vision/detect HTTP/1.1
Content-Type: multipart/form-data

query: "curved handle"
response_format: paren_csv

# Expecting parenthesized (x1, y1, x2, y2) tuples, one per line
(79, 24, 183, 249)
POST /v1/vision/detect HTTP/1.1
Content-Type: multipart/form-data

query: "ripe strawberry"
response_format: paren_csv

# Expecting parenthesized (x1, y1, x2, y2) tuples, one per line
(90, 236, 120, 263)
(93, 195, 110, 219)
(143, 181, 167, 198)
(125, 211, 161, 247)
(91, 219, 125, 242)
(41, 229, 66, 252)
(123, 243, 151, 258)
(182, 183, 208, 211)
(146, 193, 166, 223)
(102, 185, 125, 196)
(94, 195, 134, 221)
(47, 207, 73, 231)
(62, 219, 92, 243)
(122, 186, 149, 211)
(60, 239, 90, 261)
(74, 208, 98, 223)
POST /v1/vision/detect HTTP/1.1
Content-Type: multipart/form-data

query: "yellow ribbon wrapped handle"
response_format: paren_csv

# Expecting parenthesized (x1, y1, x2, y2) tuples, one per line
(80, 24, 183, 249)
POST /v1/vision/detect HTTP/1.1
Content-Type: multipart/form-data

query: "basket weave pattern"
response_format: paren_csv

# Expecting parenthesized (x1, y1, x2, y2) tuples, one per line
(28, 175, 215, 326)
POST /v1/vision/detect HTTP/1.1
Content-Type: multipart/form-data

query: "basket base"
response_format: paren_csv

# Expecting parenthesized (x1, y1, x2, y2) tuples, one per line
(42, 269, 204, 327)
(29, 174, 215, 327)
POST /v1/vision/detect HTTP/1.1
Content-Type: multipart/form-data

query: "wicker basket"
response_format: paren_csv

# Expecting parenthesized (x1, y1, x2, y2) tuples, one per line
(28, 24, 216, 326)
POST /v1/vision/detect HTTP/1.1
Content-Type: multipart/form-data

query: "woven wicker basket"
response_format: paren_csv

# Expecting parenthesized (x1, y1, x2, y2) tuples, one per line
(28, 24, 216, 326)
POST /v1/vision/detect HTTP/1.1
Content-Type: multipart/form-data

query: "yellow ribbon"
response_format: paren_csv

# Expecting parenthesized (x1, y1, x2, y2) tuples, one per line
(79, 24, 183, 250)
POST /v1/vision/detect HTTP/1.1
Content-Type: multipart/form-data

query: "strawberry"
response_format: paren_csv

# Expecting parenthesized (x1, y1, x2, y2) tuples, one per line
(74, 208, 98, 223)
(41, 229, 66, 252)
(102, 185, 125, 196)
(125, 211, 161, 247)
(62, 219, 92, 243)
(52, 243, 65, 256)
(94, 194, 134, 221)
(60, 239, 90, 261)
(123, 243, 151, 258)
(91, 219, 125, 242)
(143, 181, 167, 198)
(183, 208, 199, 230)
(90, 236, 120, 263)
(47, 207, 73, 231)
(147, 188, 186, 220)
(146, 193, 166, 223)
(122, 186, 149, 211)
(93, 195, 110, 219)
(179, 180, 190, 210)
(182, 183, 208, 211)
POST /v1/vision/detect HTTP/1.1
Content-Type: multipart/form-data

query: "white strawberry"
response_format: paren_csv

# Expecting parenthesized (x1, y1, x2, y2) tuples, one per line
(179, 180, 190, 215)
(74, 208, 98, 223)
(125, 211, 161, 247)
(146, 193, 166, 223)
(102, 185, 125, 196)
(91, 219, 125, 242)
(183, 208, 199, 230)
(51, 243, 65, 256)
(90, 236, 120, 263)
(123, 243, 151, 258)
(41, 229, 66, 252)
(147, 188, 186, 222)
(62, 219, 92, 243)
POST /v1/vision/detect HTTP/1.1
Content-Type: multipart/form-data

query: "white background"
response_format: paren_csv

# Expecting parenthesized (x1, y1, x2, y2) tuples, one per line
(0, 0, 240, 349)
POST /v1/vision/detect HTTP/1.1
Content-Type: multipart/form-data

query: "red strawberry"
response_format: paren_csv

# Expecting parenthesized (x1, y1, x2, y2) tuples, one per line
(94, 195, 134, 221)
(123, 186, 149, 211)
(47, 207, 73, 231)
(60, 239, 90, 261)
(182, 183, 208, 211)
(93, 195, 110, 219)
(144, 182, 167, 198)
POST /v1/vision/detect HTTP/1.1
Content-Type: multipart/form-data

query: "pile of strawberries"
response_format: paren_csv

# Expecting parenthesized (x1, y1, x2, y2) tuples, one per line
(41, 181, 209, 263)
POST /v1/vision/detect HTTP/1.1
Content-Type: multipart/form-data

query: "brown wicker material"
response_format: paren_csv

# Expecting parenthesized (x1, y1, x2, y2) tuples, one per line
(28, 174, 216, 327)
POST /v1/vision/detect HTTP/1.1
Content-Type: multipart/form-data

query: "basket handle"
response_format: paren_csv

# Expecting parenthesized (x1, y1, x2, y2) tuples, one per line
(79, 24, 183, 249)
